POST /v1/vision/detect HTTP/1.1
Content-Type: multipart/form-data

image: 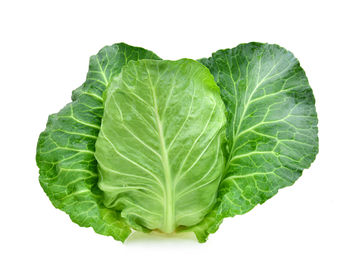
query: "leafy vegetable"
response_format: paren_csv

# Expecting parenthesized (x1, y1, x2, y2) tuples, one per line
(36, 42, 318, 243)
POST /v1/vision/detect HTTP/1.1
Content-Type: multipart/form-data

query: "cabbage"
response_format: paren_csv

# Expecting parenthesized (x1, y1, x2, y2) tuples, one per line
(36, 42, 318, 242)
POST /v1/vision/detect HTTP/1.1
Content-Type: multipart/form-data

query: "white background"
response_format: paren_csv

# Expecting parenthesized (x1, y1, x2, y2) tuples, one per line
(1, 0, 349, 266)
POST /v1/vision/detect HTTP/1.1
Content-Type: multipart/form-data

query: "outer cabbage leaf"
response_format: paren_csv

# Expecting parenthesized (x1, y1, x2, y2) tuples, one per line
(95, 59, 226, 234)
(191, 43, 319, 242)
(36, 43, 160, 241)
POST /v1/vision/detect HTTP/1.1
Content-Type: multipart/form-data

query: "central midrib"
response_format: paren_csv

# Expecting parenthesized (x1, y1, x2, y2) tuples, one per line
(155, 112, 174, 233)
(147, 68, 175, 233)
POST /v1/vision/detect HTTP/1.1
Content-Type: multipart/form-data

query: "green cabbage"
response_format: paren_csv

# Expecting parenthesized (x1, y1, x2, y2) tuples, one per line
(36, 42, 318, 242)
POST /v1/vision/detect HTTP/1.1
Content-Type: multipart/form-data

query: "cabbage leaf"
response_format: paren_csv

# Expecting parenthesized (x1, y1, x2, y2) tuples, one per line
(36, 43, 160, 241)
(189, 43, 319, 241)
(95, 59, 226, 233)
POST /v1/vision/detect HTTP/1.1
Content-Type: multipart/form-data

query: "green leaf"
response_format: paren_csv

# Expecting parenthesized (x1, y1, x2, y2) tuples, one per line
(192, 42, 319, 241)
(36, 43, 160, 241)
(95, 59, 226, 233)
